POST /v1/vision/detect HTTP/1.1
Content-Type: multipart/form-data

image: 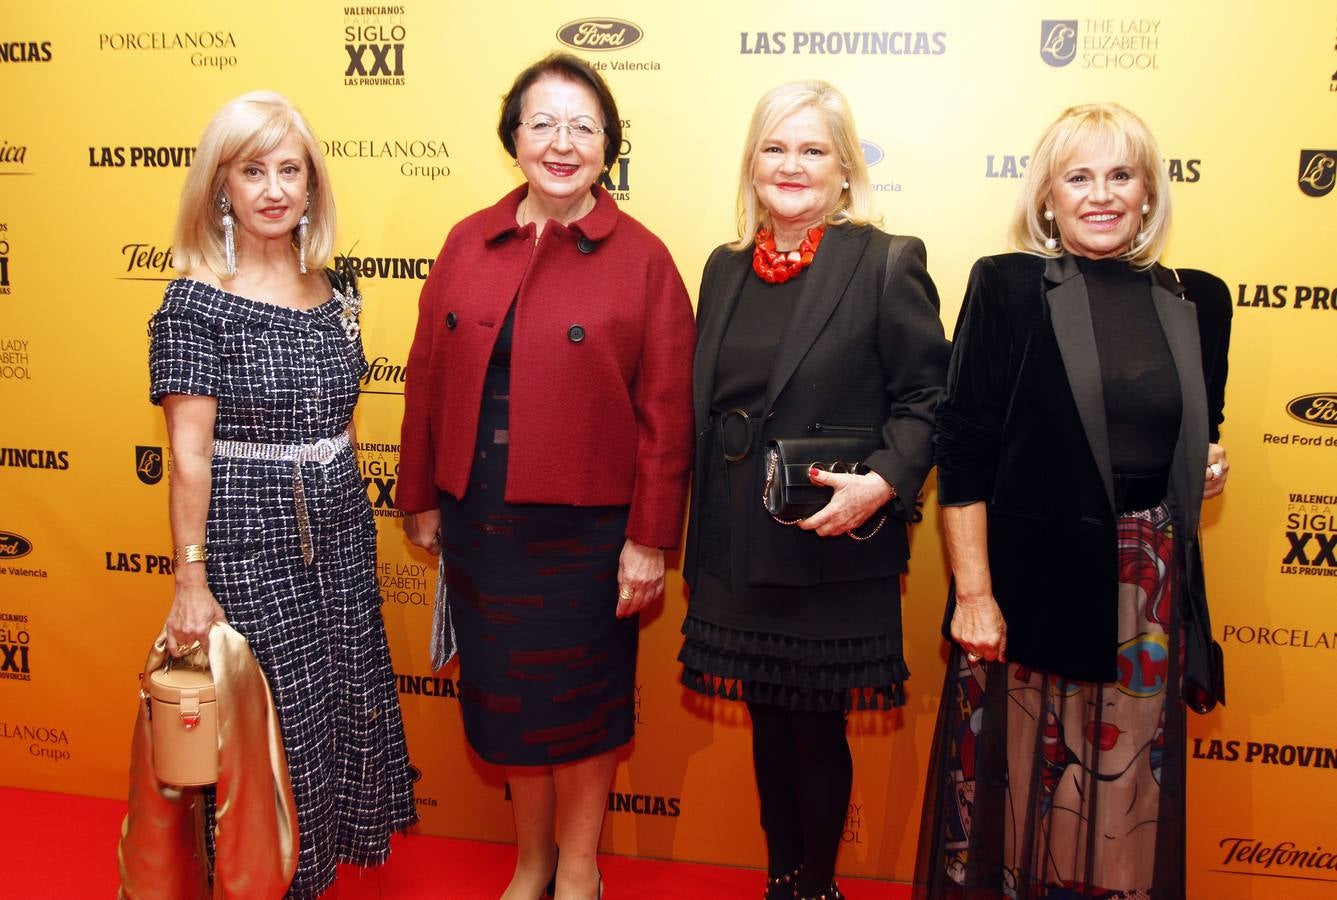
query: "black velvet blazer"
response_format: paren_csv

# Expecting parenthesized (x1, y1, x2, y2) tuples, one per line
(683, 224, 951, 590)
(934, 252, 1231, 707)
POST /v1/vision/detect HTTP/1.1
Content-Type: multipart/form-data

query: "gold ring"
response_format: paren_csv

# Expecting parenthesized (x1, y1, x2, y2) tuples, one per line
(618, 586, 634, 600)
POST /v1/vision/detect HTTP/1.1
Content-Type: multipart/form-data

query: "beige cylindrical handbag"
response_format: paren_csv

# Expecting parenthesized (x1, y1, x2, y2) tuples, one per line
(146, 659, 218, 786)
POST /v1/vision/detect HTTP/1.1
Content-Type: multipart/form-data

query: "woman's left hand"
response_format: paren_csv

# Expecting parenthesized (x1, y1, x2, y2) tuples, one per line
(616, 539, 665, 618)
(1203, 443, 1229, 500)
(800, 469, 896, 537)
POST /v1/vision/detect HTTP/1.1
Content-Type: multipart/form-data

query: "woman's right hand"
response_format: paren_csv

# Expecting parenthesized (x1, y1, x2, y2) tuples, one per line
(165, 581, 227, 656)
(404, 509, 442, 554)
(950, 592, 1008, 665)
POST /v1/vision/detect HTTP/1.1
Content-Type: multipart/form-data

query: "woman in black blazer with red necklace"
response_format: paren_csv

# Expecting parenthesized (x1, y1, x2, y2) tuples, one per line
(679, 80, 949, 900)
(914, 103, 1231, 900)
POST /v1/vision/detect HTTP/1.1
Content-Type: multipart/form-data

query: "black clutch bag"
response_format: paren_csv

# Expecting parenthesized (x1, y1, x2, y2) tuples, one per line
(762, 432, 888, 540)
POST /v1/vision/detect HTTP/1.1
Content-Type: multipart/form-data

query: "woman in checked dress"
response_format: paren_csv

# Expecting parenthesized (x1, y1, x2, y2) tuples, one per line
(148, 91, 416, 898)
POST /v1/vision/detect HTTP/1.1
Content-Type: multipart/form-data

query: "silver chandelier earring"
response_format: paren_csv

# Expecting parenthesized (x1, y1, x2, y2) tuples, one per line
(298, 194, 311, 275)
(219, 194, 236, 276)
(1043, 208, 1059, 251)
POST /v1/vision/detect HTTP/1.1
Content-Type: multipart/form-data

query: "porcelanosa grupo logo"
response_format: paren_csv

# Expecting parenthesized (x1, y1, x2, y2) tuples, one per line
(1040, 20, 1078, 66)
(1298, 150, 1336, 198)
(556, 18, 643, 51)
(860, 140, 884, 167)
(321, 138, 450, 181)
(97, 29, 237, 70)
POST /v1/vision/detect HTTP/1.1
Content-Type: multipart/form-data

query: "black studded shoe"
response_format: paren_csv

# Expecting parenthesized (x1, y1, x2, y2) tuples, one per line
(764, 866, 802, 900)
(796, 882, 845, 900)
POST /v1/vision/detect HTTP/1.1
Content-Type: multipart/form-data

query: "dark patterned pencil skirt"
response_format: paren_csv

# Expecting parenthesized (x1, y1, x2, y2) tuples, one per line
(439, 327, 636, 767)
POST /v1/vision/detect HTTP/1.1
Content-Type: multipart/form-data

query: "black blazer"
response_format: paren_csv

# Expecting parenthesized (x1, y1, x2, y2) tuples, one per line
(934, 252, 1231, 706)
(683, 224, 950, 589)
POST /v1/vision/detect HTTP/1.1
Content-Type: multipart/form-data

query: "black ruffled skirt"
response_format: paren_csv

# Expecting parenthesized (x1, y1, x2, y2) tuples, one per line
(679, 572, 909, 713)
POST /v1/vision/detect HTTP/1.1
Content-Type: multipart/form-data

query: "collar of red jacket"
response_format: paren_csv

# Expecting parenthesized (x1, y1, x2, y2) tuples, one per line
(481, 183, 619, 244)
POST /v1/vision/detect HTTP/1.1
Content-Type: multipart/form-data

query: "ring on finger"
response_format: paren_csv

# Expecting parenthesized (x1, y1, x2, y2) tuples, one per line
(618, 585, 634, 600)
(1208, 462, 1223, 479)
(966, 650, 982, 663)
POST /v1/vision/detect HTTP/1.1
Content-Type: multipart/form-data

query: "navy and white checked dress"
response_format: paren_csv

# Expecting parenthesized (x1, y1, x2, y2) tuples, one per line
(149, 278, 417, 899)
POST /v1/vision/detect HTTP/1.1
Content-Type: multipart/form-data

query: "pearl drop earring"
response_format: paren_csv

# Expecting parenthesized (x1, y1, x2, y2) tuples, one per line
(1043, 208, 1059, 251)
(1135, 202, 1151, 245)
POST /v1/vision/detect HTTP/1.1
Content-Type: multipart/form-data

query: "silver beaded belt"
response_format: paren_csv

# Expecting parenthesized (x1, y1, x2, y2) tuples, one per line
(212, 429, 352, 565)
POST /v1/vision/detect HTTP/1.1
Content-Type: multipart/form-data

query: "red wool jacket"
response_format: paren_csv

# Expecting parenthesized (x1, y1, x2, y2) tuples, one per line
(396, 185, 695, 549)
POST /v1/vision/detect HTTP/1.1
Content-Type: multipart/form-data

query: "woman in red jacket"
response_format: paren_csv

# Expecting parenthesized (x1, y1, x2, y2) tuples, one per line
(397, 53, 694, 900)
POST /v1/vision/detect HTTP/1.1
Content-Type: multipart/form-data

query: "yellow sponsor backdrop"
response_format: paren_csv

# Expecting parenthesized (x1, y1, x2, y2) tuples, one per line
(2, 1, 1334, 894)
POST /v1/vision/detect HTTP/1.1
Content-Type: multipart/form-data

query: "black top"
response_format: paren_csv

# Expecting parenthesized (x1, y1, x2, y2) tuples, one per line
(700, 272, 802, 583)
(692, 269, 898, 639)
(1077, 256, 1181, 475)
(933, 252, 1232, 691)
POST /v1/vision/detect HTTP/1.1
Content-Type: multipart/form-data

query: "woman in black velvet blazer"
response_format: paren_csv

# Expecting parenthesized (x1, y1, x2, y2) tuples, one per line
(915, 103, 1231, 900)
(678, 81, 949, 900)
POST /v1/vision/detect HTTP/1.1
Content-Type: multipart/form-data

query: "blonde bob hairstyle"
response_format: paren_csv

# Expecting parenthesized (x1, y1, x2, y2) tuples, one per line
(1009, 102, 1171, 269)
(173, 91, 335, 278)
(731, 81, 878, 251)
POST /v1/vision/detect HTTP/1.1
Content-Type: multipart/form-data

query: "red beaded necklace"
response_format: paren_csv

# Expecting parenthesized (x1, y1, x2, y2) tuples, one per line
(752, 225, 825, 284)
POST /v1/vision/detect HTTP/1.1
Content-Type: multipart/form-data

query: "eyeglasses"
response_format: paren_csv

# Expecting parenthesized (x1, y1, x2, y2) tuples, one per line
(517, 116, 605, 144)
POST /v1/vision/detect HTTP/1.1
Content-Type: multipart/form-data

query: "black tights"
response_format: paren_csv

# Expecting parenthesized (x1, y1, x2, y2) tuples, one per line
(746, 701, 853, 896)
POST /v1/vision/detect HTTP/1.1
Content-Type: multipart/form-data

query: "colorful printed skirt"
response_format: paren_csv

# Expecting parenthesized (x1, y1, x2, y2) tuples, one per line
(915, 504, 1188, 899)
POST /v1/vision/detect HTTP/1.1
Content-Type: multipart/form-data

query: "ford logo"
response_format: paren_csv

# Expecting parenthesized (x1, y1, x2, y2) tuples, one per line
(860, 139, 884, 167)
(1286, 393, 1337, 427)
(0, 530, 33, 559)
(556, 18, 644, 51)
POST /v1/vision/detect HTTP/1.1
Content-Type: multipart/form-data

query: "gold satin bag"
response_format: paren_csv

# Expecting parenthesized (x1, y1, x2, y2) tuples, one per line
(146, 660, 218, 786)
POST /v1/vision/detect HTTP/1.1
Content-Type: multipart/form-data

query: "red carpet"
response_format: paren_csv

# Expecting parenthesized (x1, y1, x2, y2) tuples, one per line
(0, 786, 911, 898)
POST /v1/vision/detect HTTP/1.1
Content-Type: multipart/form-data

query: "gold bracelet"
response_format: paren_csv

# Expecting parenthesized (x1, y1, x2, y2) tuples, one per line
(176, 544, 208, 565)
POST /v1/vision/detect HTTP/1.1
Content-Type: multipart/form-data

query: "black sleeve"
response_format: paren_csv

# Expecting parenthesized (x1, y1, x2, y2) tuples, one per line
(1180, 269, 1232, 443)
(933, 256, 1016, 506)
(863, 235, 951, 518)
